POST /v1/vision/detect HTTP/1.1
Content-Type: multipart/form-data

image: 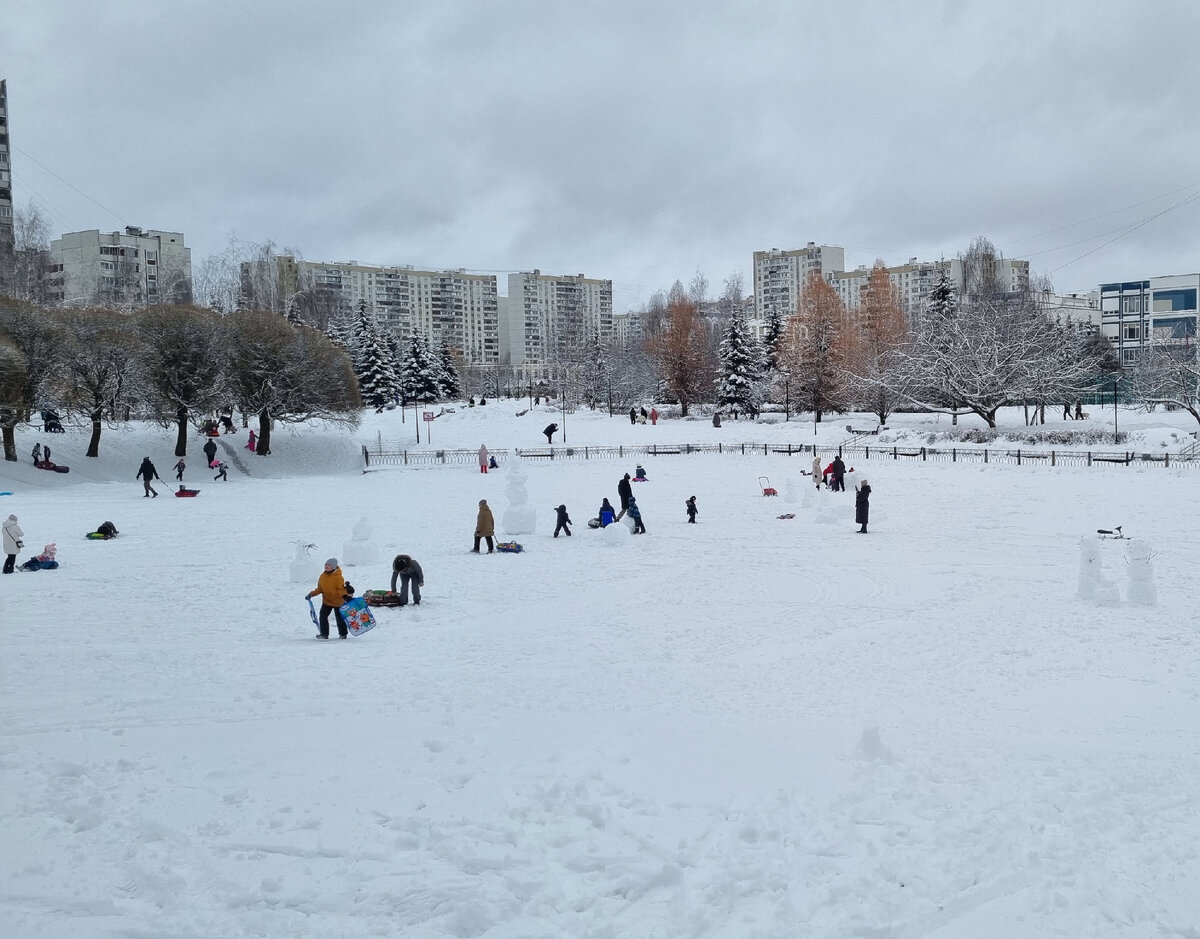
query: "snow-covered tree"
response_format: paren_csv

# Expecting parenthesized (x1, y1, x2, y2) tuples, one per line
(761, 306, 786, 373)
(400, 332, 441, 404)
(842, 261, 911, 425)
(716, 310, 763, 416)
(0, 299, 66, 461)
(350, 302, 402, 410)
(577, 330, 610, 410)
(56, 308, 141, 457)
(436, 337, 462, 400)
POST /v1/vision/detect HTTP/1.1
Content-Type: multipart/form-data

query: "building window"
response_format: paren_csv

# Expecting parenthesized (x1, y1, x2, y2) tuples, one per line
(1122, 324, 1140, 340)
(1152, 289, 1197, 313)
(1122, 296, 1143, 314)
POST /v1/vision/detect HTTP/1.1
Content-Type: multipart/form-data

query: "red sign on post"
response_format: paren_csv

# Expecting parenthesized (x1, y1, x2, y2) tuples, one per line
(422, 411, 434, 422)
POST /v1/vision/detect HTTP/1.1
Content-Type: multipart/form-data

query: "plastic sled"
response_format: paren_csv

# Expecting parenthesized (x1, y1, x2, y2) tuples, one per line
(175, 488, 201, 497)
(365, 589, 404, 607)
(587, 518, 601, 529)
(777, 513, 795, 519)
(339, 596, 377, 636)
(496, 541, 524, 553)
(759, 476, 778, 496)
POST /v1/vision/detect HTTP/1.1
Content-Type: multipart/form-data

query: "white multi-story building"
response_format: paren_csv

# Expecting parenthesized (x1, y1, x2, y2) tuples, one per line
(278, 258, 500, 366)
(833, 256, 1031, 321)
(501, 270, 614, 374)
(752, 244, 846, 323)
(612, 310, 644, 351)
(48, 227, 192, 306)
(1100, 274, 1200, 367)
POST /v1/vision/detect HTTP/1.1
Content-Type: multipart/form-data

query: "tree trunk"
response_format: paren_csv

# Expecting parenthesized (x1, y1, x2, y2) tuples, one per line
(174, 406, 188, 457)
(86, 408, 103, 457)
(1, 420, 16, 462)
(257, 408, 271, 455)
(679, 400, 689, 418)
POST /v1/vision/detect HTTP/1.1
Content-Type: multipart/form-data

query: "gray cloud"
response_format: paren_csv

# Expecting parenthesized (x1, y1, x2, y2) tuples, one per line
(4, 0, 1199, 310)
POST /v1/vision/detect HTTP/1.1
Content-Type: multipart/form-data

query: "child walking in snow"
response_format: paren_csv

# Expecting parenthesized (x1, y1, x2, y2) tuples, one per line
(685, 496, 698, 523)
(213, 461, 228, 481)
(174, 458, 186, 481)
(553, 504, 572, 538)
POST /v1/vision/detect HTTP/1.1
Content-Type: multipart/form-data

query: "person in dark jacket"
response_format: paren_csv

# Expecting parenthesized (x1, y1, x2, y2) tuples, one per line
(553, 504, 572, 538)
(390, 553, 424, 605)
(136, 457, 161, 497)
(32, 442, 42, 465)
(173, 458, 186, 481)
(598, 498, 616, 527)
(543, 422, 558, 444)
(627, 496, 646, 534)
(616, 473, 633, 520)
(203, 437, 218, 468)
(213, 461, 229, 481)
(855, 479, 871, 533)
(629, 407, 637, 425)
(831, 455, 847, 492)
(685, 496, 698, 523)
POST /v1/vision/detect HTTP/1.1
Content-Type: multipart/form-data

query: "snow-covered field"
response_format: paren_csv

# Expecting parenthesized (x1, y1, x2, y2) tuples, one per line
(3, 404, 1199, 938)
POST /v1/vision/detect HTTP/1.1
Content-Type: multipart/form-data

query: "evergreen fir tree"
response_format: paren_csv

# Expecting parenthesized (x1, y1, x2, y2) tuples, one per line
(761, 307, 785, 372)
(283, 295, 304, 326)
(350, 300, 402, 409)
(716, 310, 764, 415)
(579, 330, 610, 409)
(325, 312, 353, 348)
(923, 268, 957, 326)
(401, 332, 442, 404)
(436, 337, 462, 399)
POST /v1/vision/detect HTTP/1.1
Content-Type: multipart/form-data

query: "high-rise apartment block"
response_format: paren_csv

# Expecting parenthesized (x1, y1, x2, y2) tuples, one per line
(48, 227, 192, 306)
(0, 79, 14, 263)
(282, 258, 500, 365)
(501, 270, 614, 372)
(752, 244, 846, 322)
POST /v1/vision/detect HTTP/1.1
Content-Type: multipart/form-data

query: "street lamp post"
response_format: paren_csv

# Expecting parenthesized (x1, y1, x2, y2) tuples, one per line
(1113, 378, 1119, 445)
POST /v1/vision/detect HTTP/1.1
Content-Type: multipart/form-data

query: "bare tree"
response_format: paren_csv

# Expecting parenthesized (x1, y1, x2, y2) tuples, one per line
(776, 272, 851, 422)
(843, 261, 912, 424)
(56, 308, 141, 457)
(644, 295, 714, 417)
(0, 299, 66, 460)
(1, 202, 54, 305)
(1127, 343, 1200, 425)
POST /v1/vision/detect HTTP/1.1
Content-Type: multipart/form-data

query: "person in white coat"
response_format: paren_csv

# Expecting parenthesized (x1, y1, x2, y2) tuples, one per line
(811, 454, 822, 489)
(478, 444, 489, 474)
(3, 514, 24, 574)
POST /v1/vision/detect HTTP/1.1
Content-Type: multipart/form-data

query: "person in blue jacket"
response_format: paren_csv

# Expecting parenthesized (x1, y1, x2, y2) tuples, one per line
(597, 498, 616, 527)
(627, 496, 646, 534)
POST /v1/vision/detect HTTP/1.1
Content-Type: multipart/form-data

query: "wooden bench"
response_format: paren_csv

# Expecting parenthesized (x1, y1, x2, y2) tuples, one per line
(846, 424, 882, 435)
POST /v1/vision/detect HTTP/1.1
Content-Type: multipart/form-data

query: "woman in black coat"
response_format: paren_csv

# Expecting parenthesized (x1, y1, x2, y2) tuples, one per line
(855, 478, 871, 533)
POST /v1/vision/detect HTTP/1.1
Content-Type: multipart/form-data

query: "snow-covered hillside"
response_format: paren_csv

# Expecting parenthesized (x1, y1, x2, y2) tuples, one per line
(2, 404, 1198, 937)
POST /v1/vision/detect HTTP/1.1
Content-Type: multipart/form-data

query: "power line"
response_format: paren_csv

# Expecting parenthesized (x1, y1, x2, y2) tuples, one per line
(11, 145, 127, 227)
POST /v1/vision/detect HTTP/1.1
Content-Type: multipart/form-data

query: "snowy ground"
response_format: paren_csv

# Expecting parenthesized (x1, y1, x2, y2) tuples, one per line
(3, 405, 1200, 937)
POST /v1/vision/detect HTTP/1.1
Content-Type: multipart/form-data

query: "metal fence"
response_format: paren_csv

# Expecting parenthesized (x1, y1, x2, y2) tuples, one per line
(361, 441, 1196, 470)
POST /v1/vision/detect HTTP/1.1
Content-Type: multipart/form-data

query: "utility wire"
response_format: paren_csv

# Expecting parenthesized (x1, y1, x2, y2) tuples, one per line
(11, 144, 127, 227)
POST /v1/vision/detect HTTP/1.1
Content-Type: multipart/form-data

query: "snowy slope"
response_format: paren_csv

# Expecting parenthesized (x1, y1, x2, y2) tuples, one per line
(2, 405, 1199, 937)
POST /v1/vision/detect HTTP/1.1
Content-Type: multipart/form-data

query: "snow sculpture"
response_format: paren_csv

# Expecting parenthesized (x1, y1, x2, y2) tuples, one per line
(1076, 534, 1101, 601)
(502, 466, 536, 534)
(289, 542, 320, 584)
(342, 516, 379, 566)
(600, 520, 631, 547)
(1126, 539, 1157, 606)
(852, 726, 894, 763)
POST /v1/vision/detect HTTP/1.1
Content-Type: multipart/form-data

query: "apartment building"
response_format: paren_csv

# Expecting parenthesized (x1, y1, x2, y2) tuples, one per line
(48, 227, 192, 306)
(1100, 274, 1200, 367)
(279, 258, 500, 366)
(612, 310, 644, 351)
(501, 270, 614, 374)
(752, 244, 846, 322)
(0, 79, 13, 263)
(833, 256, 1031, 321)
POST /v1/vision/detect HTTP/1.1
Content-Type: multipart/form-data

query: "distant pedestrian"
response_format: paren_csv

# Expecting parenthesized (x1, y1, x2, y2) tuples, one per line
(823, 461, 835, 487)
(489, 454, 498, 470)
(390, 553, 424, 605)
(831, 455, 846, 492)
(598, 498, 616, 527)
(306, 558, 349, 639)
(3, 514, 23, 574)
(685, 496, 698, 523)
(634, 464, 648, 480)
(629, 407, 637, 425)
(650, 407, 658, 425)
(553, 504, 572, 538)
(43, 444, 51, 464)
(627, 496, 646, 534)
(543, 423, 558, 444)
(136, 457, 161, 498)
(712, 411, 721, 428)
(855, 478, 871, 533)
(616, 473, 633, 520)
(811, 454, 822, 489)
(473, 499, 495, 553)
(203, 438, 218, 468)
(213, 461, 228, 481)
(31, 442, 42, 465)
(478, 444, 490, 474)
(247, 429, 257, 452)
(173, 458, 186, 481)
(479, 397, 486, 405)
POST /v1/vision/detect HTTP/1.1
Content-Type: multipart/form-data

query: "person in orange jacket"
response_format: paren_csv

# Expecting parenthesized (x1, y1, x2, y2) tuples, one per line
(306, 558, 349, 639)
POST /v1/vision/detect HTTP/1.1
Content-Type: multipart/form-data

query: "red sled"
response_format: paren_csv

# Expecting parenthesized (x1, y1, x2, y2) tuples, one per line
(175, 488, 201, 497)
(759, 476, 777, 496)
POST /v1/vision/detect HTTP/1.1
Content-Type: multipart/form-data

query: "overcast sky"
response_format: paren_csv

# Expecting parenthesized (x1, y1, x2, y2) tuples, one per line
(4, 1, 1199, 310)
